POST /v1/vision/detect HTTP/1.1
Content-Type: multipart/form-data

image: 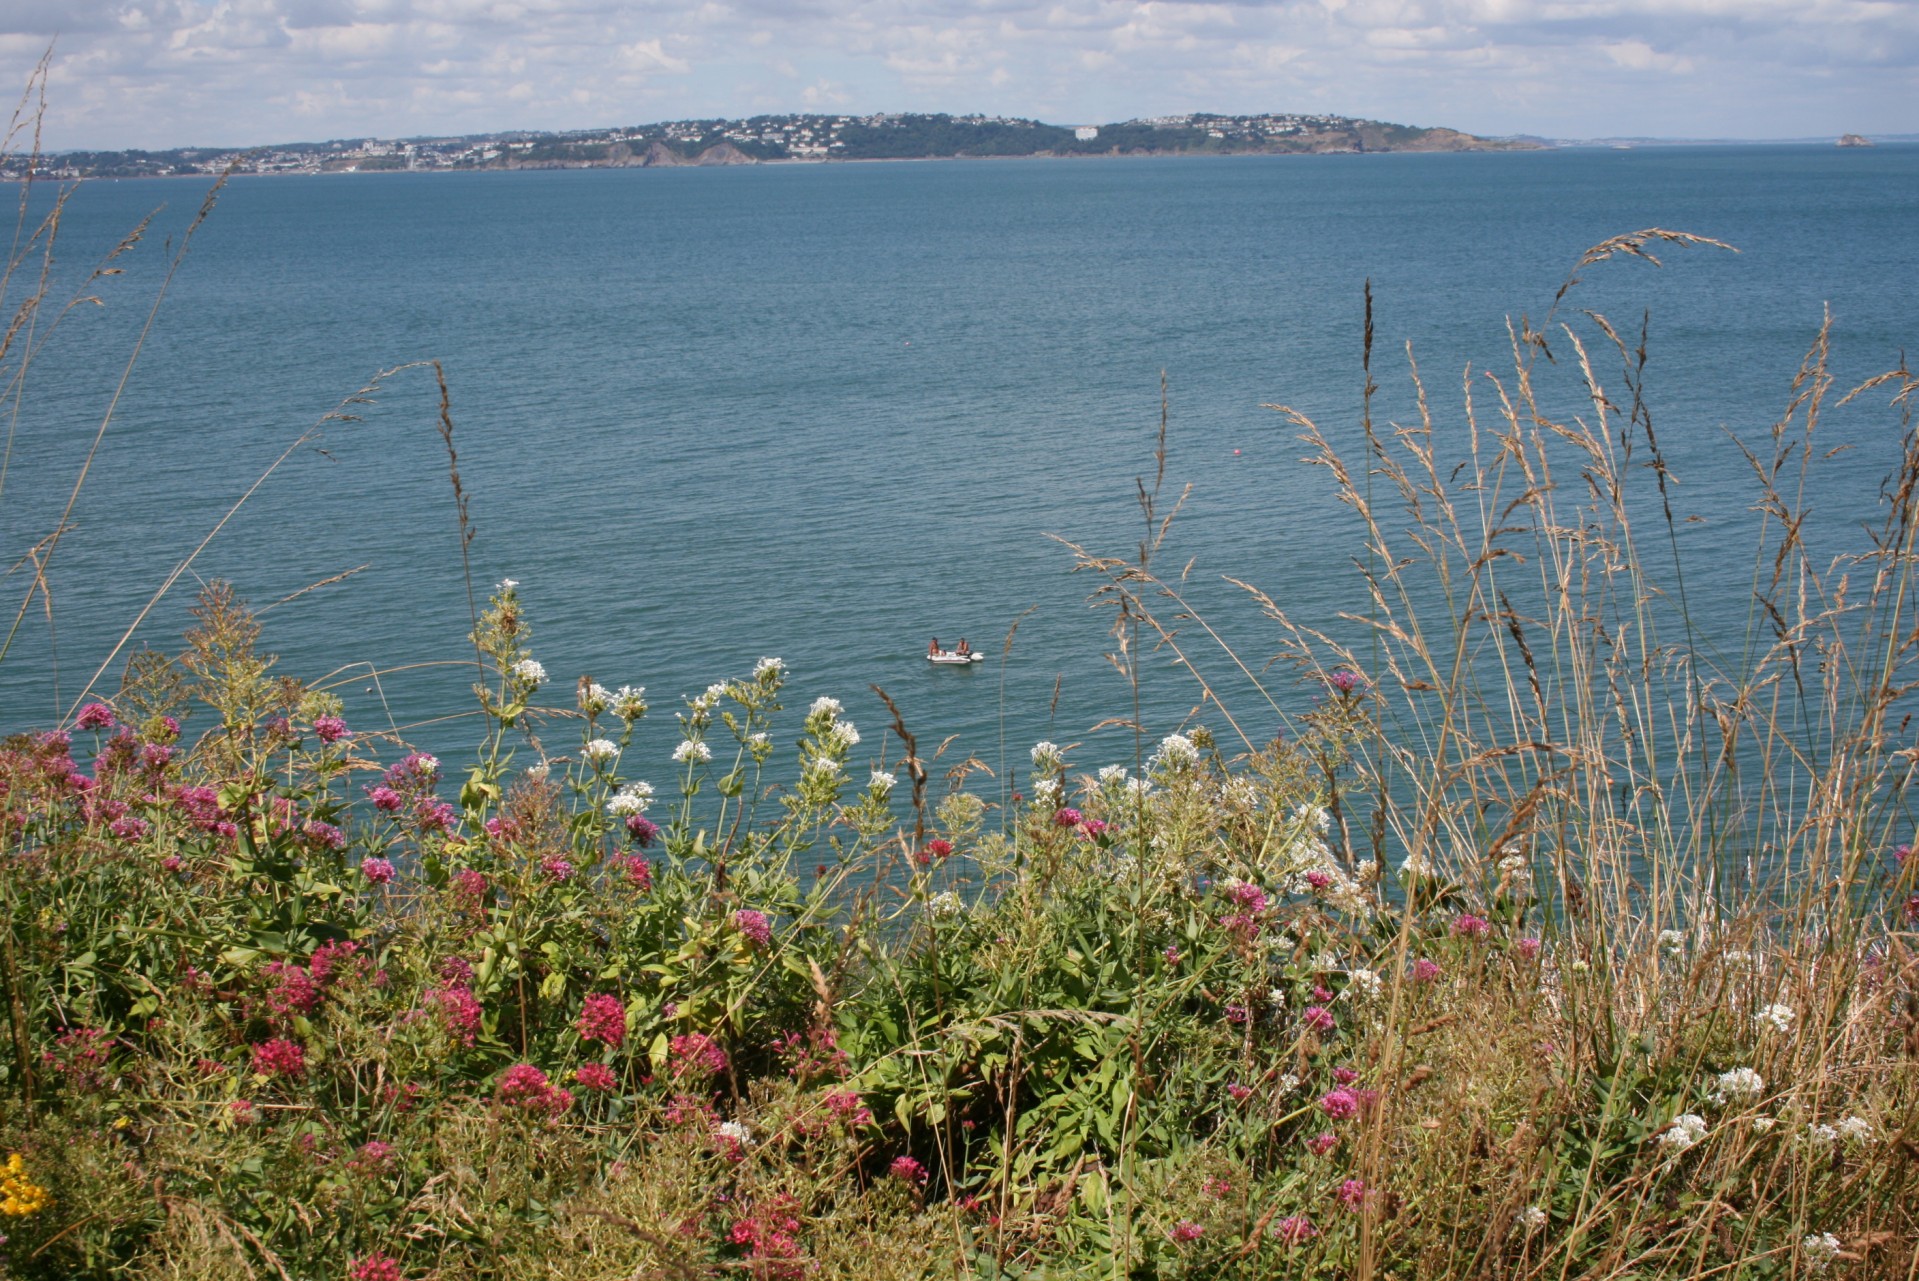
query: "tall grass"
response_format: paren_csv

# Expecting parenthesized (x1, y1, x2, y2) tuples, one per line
(0, 84, 1913, 1281)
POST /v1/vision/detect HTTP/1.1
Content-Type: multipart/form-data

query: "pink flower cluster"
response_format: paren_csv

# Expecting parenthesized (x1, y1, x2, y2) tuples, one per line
(613, 852, 653, 889)
(251, 1037, 307, 1079)
(669, 1032, 730, 1080)
(1169, 1221, 1204, 1243)
(577, 993, 627, 1047)
(624, 814, 659, 847)
(494, 1063, 573, 1117)
(346, 1252, 405, 1281)
(573, 1063, 618, 1093)
(727, 1196, 806, 1279)
(1452, 913, 1490, 938)
(734, 909, 772, 948)
(1271, 1215, 1318, 1245)
(428, 979, 483, 1047)
(889, 1155, 928, 1186)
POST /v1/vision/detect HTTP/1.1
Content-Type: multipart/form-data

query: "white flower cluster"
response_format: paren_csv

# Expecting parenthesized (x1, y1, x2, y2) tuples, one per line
(1749, 1115, 1778, 1133)
(1097, 764, 1128, 786)
(927, 891, 963, 918)
(606, 781, 654, 816)
(1805, 1123, 1838, 1151)
(715, 1120, 755, 1146)
(1032, 778, 1062, 805)
(1218, 778, 1259, 809)
(1345, 968, 1384, 1000)
(1152, 733, 1199, 769)
(1801, 1232, 1841, 1273)
(1126, 777, 1154, 800)
(1275, 1073, 1301, 1098)
(673, 740, 712, 764)
(579, 682, 612, 714)
(1755, 1003, 1796, 1034)
(1497, 852, 1532, 892)
(809, 696, 843, 717)
(1710, 1067, 1765, 1106)
(1658, 1113, 1709, 1153)
(747, 731, 771, 751)
(1835, 1115, 1874, 1143)
(825, 718, 860, 748)
(753, 656, 786, 679)
(511, 658, 547, 687)
(1659, 929, 1687, 956)
(580, 738, 620, 763)
(612, 685, 648, 721)
(1030, 740, 1061, 767)
(808, 757, 844, 779)
(497, 578, 519, 592)
(869, 770, 896, 792)
(1400, 852, 1435, 879)
(1514, 1206, 1548, 1234)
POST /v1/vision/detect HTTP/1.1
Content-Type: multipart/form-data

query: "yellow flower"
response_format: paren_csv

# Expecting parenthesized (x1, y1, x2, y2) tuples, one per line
(0, 1152, 49, 1216)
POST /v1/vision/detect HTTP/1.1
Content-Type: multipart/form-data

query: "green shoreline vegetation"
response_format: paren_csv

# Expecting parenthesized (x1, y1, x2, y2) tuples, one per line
(12, 110, 1533, 181)
(0, 81, 1914, 1281)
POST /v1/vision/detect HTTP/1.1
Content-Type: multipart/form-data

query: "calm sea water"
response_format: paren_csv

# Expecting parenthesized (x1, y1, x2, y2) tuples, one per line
(3, 146, 1915, 805)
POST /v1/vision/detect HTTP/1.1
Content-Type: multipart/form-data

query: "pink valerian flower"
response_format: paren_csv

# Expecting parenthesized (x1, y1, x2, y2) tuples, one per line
(75, 702, 116, 731)
(1053, 806, 1083, 828)
(613, 853, 653, 890)
(1079, 816, 1109, 839)
(45, 1026, 113, 1091)
(1329, 668, 1362, 694)
(228, 1099, 259, 1126)
(1163, 946, 1182, 966)
(1302, 1005, 1336, 1033)
(1452, 913, 1491, 938)
(1225, 1004, 1251, 1024)
(108, 814, 150, 842)
(1894, 843, 1911, 866)
(484, 816, 520, 842)
(384, 752, 440, 792)
(1225, 1081, 1253, 1102)
(1514, 937, 1543, 960)
(450, 869, 488, 908)
(414, 800, 458, 833)
(889, 1155, 928, 1186)
(346, 1252, 405, 1281)
(624, 814, 660, 847)
(1169, 1221, 1204, 1243)
(1200, 1176, 1233, 1197)
(540, 856, 575, 882)
(138, 742, 173, 772)
(734, 909, 772, 948)
(366, 786, 404, 813)
(1412, 958, 1443, 982)
(1272, 1215, 1319, 1245)
(917, 837, 954, 864)
(349, 1141, 397, 1175)
(251, 1038, 307, 1078)
(428, 981, 482, 1047)
(1312, 984, 1334, 1002)
(361, 857, 395, 885)
(170, 784, 228, 833)
(312, 715, 350, 744)
(822, 1089, 873, 1125)
(669, 1032, 729, 1080)
(438, 955, 475, 985)
(302, 819, 345, 850)
(663, 1093, 718, 1127)
(1331, 1067, 1359, 1085)
(263, 960, 322, 1020)
(727, 1195, 806, 1278)
(1320, 1088, 1360, 1120)
(574, 1062, 618, 1092)
(1305, 870, 1332, 891)
(162, 854, 184, 873)
(494, 1063, 573, 1117)
(577, 993, 627, 1047)
(775, 1025, 850, 1081)
(1337, 1179, 1369, 1210)
(1306, 1132, 1339, 1155)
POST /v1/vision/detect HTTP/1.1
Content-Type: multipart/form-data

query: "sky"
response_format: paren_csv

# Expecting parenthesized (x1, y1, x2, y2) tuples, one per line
(0, 0, 1913, 151)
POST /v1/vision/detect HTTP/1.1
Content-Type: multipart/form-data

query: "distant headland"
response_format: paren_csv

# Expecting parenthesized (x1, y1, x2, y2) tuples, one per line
(12, 111, 1538, 179)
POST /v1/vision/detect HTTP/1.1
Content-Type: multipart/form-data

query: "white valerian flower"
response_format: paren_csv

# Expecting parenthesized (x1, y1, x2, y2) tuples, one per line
(606, 781, 654, 816)
(1659, 929, 1687, 956)
(1097, 764, 1128, 786)
(579, 682, 611, 714)
(1126, 777, 1154, 799)
(1755, 1003, 1796, 1034)
(1219, 778, 1259, 809)
(580, 738, 619, 762)
(811, 758, 844, 777)
(511, 658, 546, 687)
(1311, 950, 1340, 970)
(809, 696, 843, 717)
(714, 1121, 755, 1147)
(752, 656, 786, 679)
(1296, 803, 1331, 832)
(497, 578, 519, 591)
(1267, 987, 1287, 1007)
(612, 685, 648, 721)
(672, 740, 712, 764)
(1346, 968, 1384, 1000)
(747, 732, 771, 751)
(525, 761, 551, 781)
(927, 891, 963, 917)
(1030, 740, 1061, 766)
(1514, 1206, 1548, 1234)
(1801, 1232, 1841, 1273)
(1749, 1115, 1778, 1133)
(826, 719, 860, 748)
(1710, 1067, 1765, 1105)
(1153, 733, 1198, 767)
(1400, 852, 1434, 879)
(1354, 858, 1379, 883)
(1658, 1113, 1708, 1153)
(1804, 1123, 1839, 1151)
(1275, 1073, 1301, 1098)
(1835, 1115, 1873, 1144)
(869, 770, 896, 792)
(1033, 778, 1062, 804)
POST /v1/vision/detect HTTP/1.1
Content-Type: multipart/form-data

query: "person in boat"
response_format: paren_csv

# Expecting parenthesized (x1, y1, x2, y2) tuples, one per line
(929, 637, 941, 657)
(956, 638, 971, 657)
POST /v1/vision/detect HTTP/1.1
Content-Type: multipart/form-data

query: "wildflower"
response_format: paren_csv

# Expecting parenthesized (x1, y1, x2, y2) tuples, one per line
(1169, 1220, 1204, 1243)
(753, 656, 786, 679)
(510, 659, 546, 687)
(1306, 1132, 1338, 1155)
(1514, 937, 1543, 960)
(108, 815, 150, 842)
(76, 702, 117, 732)
(541, 857, 575, 882)
(809, 696, 842, 717)
(579, 682, 612, 714)
(1835, 1115, 1873, 1144)
(361, 857, 395, 886)
(429, 982, 483, 1047)
(350, 1141, 397, 1175)
(1658, 1113, 1707, 1153)
(1400, 852, 1434, 878)
(0, 1153, 50, 1217)
(251, 1038, 307, 1079)
(1895, 843, 1912, 866)
(578, 993, 627, 1047)
(1331, 1067, 1358, 1085)
(1225, 1081, 1254, 1102)
(1302, 1005, 1336, 1033)
(498, 578, 518, 591)
(1030, 740, 1061, 766)
(869, 769, 896, 792)
(1452, 913, 1490, 938)
(1801, 1232, 1842, 1273)
(1052, 806, 1083, 828)
(1329, 668, 1362, 694)
(1337, 1179, 1368, 1210)
(927, 891, 963, 917)
(1097, 764, 1128, 785)
(580, 737, 619, 763)
(1412, 958, 1442, 983)
(669, 1033, 729, 1080)
(672, 739, 711, 764)
(346, 1253, 406, 1281)
(607, 781, 654, 816)
(450, 869, 488, 906)
(1750, 1115, 1778, 1133)
(734, 909, 773, 948)
(1154, 733, 1198, 767)
(921, 837, 953, 862)
(313, 715, 350, 744)
(1354, 858, 1379, 882)
(890, 1155, 928, 1185)
(1271, 1215, 1318, 1245)
(1515, 1205, 1547, 1233)
(1805, 1123, 1839, 1151)
(625, 814, 660, 847)
(612, 685, 648, 721)
(1711, 1067, 1764, 1106)
(1033, 778, 1062, 804)
(367, 785, 404, 812)
(1658, 929, 1687, 956)
(1200, 1176, 1233, 1197)
(1320, 1088, 1360, 1120)
(495, 1064, 573, 1117)
(1755, 1003, 1796, 1034)
(826, 718, 860, 747)
(570, 1062, 617, 1094)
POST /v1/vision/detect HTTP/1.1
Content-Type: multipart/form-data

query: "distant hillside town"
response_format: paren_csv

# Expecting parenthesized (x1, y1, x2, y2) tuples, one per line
(10, 111, 1535, 179)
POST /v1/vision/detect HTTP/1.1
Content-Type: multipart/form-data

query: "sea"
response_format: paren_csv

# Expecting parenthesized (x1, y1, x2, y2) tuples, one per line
(2, 145, 1915, 815)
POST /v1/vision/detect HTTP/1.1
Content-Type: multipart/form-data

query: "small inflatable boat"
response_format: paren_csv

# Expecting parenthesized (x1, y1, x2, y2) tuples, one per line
(928, 651, 985, 665)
